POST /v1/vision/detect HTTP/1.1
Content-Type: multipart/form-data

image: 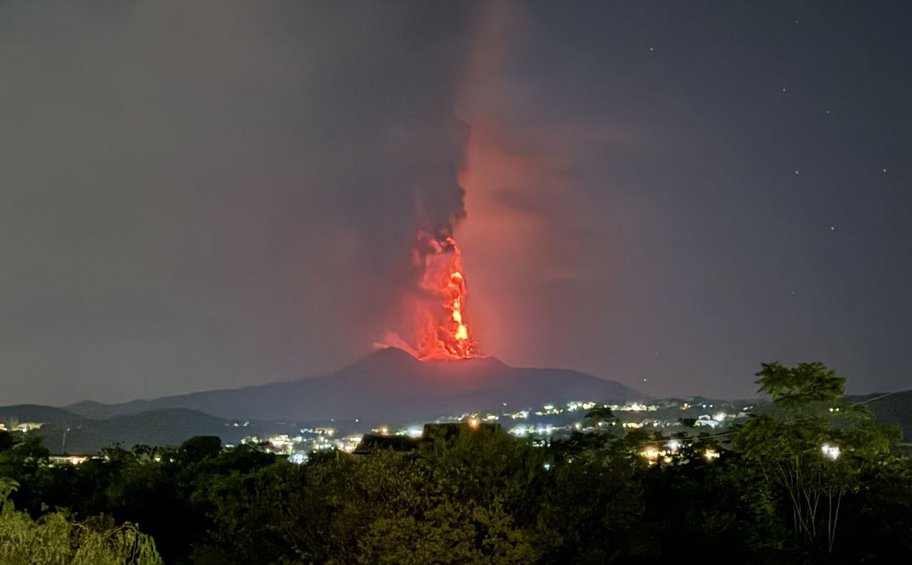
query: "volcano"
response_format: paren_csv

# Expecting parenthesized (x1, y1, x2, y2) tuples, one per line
(65, 348, 643, 425)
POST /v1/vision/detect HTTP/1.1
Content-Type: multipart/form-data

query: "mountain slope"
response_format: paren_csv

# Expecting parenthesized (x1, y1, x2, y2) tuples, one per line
(38, 409, 238, 454)
(859, 391, 912, 440)
(0, 404, 81, 424)
(65, 348, 643, 424)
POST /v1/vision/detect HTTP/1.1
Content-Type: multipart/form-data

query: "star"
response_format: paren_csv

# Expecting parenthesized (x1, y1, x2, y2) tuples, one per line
(649, 47, 655, 53)
(781, 87, 788, 93)
(825, 109, 831, 115)
(794, 169, 800, 175)
(829, 225, 836, 231)
(882, 168, 888, 173)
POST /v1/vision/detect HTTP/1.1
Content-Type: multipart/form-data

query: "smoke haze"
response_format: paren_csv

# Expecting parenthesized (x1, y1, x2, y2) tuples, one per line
(0, 2, 477, 403)
(2, 1, 910, 403)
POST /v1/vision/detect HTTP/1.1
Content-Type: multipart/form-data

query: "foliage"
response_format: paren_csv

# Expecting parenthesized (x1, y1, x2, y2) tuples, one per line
(538, 436, 645, 564)
(0, 431, 12, 453)
(584, 405, 617, 429)
(736, 361, 901, 559)
(238, 429, 546, 564)
(0, 478, 161, 564)
(754, 361, 844, 413)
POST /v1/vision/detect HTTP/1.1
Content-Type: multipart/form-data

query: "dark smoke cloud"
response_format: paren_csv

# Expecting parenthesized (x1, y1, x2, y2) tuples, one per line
(0, 1, 477, 404)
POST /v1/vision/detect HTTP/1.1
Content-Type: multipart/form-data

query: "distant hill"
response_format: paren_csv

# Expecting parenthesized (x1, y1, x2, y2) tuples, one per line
(0, 404, 81, 425)
(0, 402, 242, 454)
(65, 400, 138, 420)
(858, 390, 912, 441)
(64, 348, 644, 425)
(37, 409, 240, 454)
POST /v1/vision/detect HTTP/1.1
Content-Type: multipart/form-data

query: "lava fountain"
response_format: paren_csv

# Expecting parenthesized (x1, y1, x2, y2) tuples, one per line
(410, 229, 478, 360)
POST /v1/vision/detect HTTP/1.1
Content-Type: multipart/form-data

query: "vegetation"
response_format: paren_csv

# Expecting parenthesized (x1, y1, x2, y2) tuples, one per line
(0, 362, 909, 564)
(0, 477, 161, 564)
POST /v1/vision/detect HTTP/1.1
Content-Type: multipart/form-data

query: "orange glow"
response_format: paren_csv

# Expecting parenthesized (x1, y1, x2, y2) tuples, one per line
(411, 230, 478, 360)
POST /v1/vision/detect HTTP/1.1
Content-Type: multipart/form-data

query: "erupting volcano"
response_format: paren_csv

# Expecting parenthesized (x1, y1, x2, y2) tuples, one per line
(411, 229, 478, 360)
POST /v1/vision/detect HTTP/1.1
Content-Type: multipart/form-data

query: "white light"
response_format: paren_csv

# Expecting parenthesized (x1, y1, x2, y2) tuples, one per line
(509, 426, 527, 437)
(821, 443, 840, 461)
(666, 439, 681, 452)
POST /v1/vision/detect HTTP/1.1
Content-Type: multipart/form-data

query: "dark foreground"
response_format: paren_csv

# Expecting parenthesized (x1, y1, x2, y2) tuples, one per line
(1, 362, 910, 564)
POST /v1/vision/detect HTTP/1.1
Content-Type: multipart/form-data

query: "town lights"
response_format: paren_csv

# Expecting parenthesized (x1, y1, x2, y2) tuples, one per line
(703, 448, 720, 461)
(821, 443, 841, 461)
(467, 417, 480, 430)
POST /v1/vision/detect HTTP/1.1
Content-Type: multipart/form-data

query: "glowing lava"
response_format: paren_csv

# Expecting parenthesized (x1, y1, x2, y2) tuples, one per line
(412, 230, 478, 360)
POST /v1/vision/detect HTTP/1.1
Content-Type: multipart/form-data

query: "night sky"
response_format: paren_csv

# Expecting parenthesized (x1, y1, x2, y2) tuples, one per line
(1, 1, 909, 405)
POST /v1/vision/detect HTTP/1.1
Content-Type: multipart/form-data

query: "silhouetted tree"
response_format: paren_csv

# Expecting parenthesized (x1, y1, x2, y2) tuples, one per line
(735, 362, 901, 558)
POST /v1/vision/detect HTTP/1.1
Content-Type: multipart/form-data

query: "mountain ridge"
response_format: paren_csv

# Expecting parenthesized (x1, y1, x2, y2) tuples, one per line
(62, 348, 644, 423)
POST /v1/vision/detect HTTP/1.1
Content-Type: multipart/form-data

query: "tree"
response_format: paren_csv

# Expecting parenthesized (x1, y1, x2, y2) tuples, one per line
(0, 478, 162, 564)
(0, 431, 12, 453)
(344, 429, 543, 564)
(242, 429, 547, 564)
(755, 361, 844, 412)
(178, 436, 222, 464)
(584, 405, 617, 429)
(190, 460, 301, 564)
(734, 362, 900, 557)
(537, 441, 645, 564)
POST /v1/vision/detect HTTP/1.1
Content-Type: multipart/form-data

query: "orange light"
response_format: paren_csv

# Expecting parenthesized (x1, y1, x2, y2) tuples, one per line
(411, 231, 478, 360)
(641, 447, 660, 461)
